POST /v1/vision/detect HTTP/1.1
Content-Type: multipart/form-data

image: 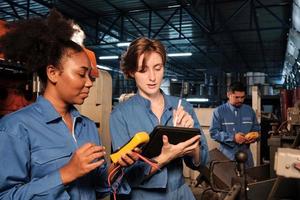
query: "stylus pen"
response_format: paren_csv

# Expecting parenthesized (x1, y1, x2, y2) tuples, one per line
(174, 81, 184, 127)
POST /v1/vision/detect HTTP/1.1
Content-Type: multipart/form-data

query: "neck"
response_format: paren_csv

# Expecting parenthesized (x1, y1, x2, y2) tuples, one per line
(139, 90, 163, 104)
(43, 87, 70, 117)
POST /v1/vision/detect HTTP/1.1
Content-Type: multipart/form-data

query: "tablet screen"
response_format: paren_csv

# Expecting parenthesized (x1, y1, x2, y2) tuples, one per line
(142, 125, 201, 158)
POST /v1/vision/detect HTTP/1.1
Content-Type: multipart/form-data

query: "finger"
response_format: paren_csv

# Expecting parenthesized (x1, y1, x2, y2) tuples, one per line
(87, 159, 105, 171)
(133, 147, 142, 154)
(186, 120, 194, 128)
(184, 141, 200, 152)
(182, 135, 200, 147)
(86, 151, 106, 163)
(117, 157, 127, 166)
(182, 115, 193, 128)
(84, 145, 106, 157)
(173, 109, 178, 118)
(176, 111, 186, 125)
(120, 154, 135, 166)
(185, 116, 194, 128)
(162, 135, 169, 145)
(126, 151, 139, 161)
(77, 143, 96, 154)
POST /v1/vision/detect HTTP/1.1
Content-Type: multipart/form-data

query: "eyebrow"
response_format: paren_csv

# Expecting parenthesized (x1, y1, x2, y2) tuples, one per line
(80, 66, 92, 70)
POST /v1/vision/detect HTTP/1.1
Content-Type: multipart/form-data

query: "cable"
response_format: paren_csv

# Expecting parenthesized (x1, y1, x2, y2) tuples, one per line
(107, 152, 160, 200)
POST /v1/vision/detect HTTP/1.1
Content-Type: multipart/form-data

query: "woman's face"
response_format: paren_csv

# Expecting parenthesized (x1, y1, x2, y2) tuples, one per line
(55, 50, 93, 105)
(132, 52, 164, 98)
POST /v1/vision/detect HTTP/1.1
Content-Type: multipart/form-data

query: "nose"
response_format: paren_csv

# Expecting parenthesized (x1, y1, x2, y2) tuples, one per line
(85, 74, 94, 88)
(148, 68, 156, 82)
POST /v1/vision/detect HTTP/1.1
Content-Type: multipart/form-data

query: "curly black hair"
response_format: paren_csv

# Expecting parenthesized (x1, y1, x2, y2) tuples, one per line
(0, 9, 83, 85)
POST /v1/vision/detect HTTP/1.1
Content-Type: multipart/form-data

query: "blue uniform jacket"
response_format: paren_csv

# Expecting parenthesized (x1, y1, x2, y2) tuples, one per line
(109, 92, 209, 200)
(209, 102, 260, 167)
(0, 96, 110, 200)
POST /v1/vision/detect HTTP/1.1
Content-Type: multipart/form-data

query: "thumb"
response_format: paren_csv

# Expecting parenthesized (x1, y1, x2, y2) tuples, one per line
(162, 135, 169, 145)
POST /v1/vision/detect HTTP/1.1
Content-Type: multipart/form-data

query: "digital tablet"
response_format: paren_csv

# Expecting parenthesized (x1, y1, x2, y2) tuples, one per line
(142, 125, 201, 158)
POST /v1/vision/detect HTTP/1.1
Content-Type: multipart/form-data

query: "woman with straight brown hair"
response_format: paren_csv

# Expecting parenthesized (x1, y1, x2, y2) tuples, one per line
(110, 37, 209, 199)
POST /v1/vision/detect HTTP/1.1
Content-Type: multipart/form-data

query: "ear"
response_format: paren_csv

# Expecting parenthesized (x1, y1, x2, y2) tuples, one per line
(46, 65, 60, 84)
(129, 72, 135, 79)
(227, 91, 231, 99)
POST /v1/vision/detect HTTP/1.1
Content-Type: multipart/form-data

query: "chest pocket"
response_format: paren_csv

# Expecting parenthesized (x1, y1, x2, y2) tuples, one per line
(32, 147, 72, 176)
(241, 121, 253, 133)
(221, 121, 235, 132)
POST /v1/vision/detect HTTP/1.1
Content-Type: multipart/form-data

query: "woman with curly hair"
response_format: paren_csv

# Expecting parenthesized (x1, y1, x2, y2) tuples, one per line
(0, 10, 137, 199)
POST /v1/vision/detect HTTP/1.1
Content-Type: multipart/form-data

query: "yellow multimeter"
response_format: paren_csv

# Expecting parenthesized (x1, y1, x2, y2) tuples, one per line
(110, 132, 150, 164)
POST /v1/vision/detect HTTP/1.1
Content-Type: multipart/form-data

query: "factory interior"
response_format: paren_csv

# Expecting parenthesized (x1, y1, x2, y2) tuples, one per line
(1, 0, 300, 200)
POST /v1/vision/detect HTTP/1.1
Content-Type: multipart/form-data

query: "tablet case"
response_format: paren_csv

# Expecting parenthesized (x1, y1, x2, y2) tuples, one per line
(142, 125, 201, 158)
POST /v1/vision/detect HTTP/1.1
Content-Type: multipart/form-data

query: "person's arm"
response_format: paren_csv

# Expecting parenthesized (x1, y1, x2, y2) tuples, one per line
(209, 109, 236, 147)
(151, 100, 208, 171)
(109, 109, 167, 194)
(245, 109, 261, 144)
(0, 130, 64, 199)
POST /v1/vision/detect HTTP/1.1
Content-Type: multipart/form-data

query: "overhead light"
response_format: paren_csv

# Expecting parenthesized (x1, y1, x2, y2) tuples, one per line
(168, 5, 180, 8)
(99, 56, 119, 60)
(97, 65, 112, 71)
(117, 42, 130, 47)
(167, 52, 192, 57)
(97, 65, 124, 74)
(186, 98, 209, 102)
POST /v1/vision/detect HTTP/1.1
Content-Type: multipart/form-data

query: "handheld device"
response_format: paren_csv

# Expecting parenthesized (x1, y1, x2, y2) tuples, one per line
(110, 132, 150, 163)
(142, 125, 201, 158)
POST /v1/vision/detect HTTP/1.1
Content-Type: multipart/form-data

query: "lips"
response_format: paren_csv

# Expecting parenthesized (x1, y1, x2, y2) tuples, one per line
(147, 84, 157, 89)
(80, 92, 89, 98)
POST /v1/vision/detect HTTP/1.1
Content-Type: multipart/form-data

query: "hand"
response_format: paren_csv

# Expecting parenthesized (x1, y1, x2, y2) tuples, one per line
(155, 135, 200, 166)
(244, 132, 259, 144)
(235, 133, 246, 144)
(116, 148, 141, 167)
(245, 138, 256, 144)
(60, 143, 106, 184)
(173, 106, 194, 128)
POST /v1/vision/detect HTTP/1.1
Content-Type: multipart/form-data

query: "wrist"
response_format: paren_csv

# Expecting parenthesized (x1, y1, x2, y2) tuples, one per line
(60, 164, 77, 185)
(154, 154, 170, 168)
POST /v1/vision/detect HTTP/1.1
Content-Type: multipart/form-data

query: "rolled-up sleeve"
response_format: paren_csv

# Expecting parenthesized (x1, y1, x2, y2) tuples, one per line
(0, 130, 64, 199)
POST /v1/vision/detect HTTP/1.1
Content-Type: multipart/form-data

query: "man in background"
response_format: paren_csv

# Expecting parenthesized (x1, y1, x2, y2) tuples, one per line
(209, 82, 260, 168)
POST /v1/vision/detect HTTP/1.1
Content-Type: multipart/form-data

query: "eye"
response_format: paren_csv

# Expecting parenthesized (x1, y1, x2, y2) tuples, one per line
(89, 74, 96, 82)
(78, 73, 85, 78)
(154, 65, 162, 71)
(137, 66, 147, 73)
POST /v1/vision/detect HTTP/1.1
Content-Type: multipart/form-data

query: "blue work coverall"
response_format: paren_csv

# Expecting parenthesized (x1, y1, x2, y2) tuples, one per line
(209, 102, 260, 167)
(109, 92, 209, 200)
(0, 96, 110, 199)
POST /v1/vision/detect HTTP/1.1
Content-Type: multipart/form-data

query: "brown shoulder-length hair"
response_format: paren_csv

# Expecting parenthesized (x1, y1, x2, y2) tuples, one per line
(120, 37, 166, 78)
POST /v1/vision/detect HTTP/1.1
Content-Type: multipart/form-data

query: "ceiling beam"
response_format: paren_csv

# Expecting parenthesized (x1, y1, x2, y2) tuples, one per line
(252, 0, 267, 69)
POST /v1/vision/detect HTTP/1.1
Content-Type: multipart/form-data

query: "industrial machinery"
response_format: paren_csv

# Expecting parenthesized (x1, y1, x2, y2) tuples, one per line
(266, 102, 300, 200)
(198, 102, 300, 200)
(268, 102, 300, 177)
